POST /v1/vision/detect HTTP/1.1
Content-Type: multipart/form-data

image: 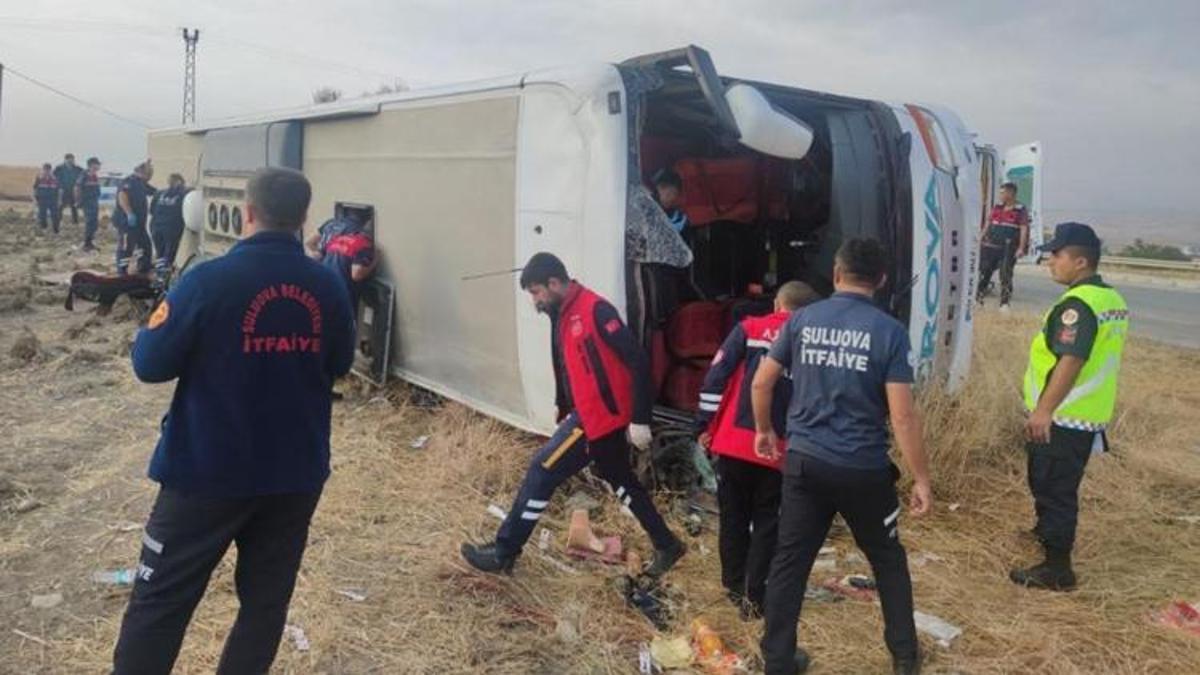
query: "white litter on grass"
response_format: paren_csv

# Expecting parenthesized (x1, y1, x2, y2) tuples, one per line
(111, 522, 142, 532)
(914, 610, 963, 648)
(948, 503, 962, 512)
(336, 589, 367, 602)
(538, 552, 579, 576)
(410, 435, 430, 450)
(638, 643, 654, 674)
(486, 504, 508, 521)
(909, 552, 946, 567)
(1172, 515, 1200, 525)
(30, 593, 62, 609)
(283, 624, 310, 652)
(538, 528, 551, 551)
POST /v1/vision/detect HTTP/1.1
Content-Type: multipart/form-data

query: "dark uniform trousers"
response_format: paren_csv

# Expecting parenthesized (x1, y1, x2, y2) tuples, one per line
(717, 456, 781, 608)
(495, 413, 675, 558)
(153, 223, 185, 274)
(82, 201, 100, 248)
(112, 488, 321, 675)
(978, 239, 1017, 304)
(116, 220, 153, 275)
(36, 198, 60, 233)
(762, 454, 918, 674)
(1027, 425, 1094, 553)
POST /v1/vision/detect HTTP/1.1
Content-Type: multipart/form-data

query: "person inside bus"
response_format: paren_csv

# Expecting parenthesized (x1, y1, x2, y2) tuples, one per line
(305, 210, 378, 310)
(653, 167, 689, 233)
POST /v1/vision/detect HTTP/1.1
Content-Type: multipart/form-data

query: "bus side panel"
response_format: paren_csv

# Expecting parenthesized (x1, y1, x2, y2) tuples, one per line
(148, 130, 206, 262)
(515, 69, 628, 435)
(304, 96, 526, 428)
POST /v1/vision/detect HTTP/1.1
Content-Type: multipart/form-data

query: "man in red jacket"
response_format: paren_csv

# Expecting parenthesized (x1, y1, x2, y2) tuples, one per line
(462, 252, 686, 576)
(696, 281, 818, 619)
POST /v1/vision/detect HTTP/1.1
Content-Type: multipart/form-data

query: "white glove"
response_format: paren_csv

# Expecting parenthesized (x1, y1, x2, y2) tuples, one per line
(628, 423, 653, 451)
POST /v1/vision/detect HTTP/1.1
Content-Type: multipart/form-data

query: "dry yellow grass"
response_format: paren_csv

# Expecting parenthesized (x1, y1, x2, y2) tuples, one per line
(0, 165, 38, 201)
(2, 211, 1199, 673)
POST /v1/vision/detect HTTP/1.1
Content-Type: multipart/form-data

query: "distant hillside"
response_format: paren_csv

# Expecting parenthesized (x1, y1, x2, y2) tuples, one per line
(0, 165, 36, 202)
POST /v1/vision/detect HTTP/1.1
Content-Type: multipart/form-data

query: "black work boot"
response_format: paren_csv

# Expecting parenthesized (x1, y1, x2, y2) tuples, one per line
(893, 651, 921, 675)
(1009, 548, 1076, 591)
(645, 536, 687, 578)
(793, 647, 811, 673)
(460, 541, 517, 574)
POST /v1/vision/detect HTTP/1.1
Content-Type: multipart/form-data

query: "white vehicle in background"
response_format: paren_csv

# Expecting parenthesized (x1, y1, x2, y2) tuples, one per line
(150, 45, 1030, 436)
(97, 171, 123, 210)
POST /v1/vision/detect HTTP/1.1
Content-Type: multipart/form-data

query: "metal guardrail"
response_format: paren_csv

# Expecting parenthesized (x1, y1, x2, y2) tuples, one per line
(1101, 256, 1200, 272)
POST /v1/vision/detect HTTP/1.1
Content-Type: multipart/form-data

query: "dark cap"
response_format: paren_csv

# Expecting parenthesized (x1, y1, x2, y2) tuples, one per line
(1039, 222, 1101, 253)
(1000, 181, 1018, 192)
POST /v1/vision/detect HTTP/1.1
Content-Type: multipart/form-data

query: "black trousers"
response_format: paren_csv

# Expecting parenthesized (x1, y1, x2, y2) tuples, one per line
(82, 201, 100, 248)
(717, 456, 781, 608)
(1027, 426, 1094, 554)
(61, 189, 79, 224)
(37, 199, 60, 232)
(494, 413, 676, 558)
(152, 224, 184, 274)
(112, 487, 322, 675)
(762, 454, 917, 674)
(978, 241, 1017, 304)
(117, 222, 153, 275)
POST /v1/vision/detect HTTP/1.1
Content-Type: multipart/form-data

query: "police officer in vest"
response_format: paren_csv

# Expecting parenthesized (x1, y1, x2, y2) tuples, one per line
(1011, 222, 1127, 591)
(753, 238, 933, 675)
(32, 163, 61, 233)
(111, 168, 356, 673)
(695, 281, 818, 620)
(461, 252, 687, 577)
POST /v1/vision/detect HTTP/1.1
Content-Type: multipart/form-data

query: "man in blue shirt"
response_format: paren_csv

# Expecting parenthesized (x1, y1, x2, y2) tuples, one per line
(114, 162, 155, 276)
(111, 168, 356, 674)
(752, 238, 933, 675)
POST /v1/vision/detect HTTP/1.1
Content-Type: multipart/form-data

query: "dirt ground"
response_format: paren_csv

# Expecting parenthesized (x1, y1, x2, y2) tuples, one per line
(1, 203, 1199, 674)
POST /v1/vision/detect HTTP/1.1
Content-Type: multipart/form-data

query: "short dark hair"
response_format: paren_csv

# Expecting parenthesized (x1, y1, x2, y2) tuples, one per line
(64, 153, 74, 160)
(1062, 244, 1100, 270)
(776, 280, 819, 310)
(246, 167, 311, 230)
(42, 163, 52, 170)
(169, 173, 185, 185)
(520, 252, 569, 289)
(835, 237, 889, 285)
(86, 157, 100, 167)
(1000, 181, 1018, 194)
(652, 167, 682, 190)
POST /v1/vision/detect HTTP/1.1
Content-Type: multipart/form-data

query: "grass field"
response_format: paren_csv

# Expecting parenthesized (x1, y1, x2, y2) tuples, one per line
(1, 208, 1198, 674)
(0, 165, 37, 202)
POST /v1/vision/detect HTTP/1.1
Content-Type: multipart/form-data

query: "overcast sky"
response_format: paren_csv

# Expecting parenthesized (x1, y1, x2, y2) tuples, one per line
(1, 1, 1197, 238)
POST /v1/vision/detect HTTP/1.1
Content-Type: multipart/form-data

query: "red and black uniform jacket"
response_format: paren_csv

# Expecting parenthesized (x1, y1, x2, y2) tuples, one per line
(552, 282, 651, 441)
(695, 310, 793, 470)
(983, 203, 1029, 249)
(33, 174, 59, 203)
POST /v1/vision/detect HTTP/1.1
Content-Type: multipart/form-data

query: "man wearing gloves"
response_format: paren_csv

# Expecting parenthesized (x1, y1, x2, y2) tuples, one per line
(461, 252, 686, 577)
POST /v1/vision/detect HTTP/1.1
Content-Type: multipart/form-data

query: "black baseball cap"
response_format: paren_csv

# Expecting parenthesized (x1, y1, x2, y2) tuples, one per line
(1039, 222, 1101, 253)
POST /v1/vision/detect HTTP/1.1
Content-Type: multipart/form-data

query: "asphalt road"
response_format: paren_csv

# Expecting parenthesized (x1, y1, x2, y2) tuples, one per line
(1001, 266, 1200, 349)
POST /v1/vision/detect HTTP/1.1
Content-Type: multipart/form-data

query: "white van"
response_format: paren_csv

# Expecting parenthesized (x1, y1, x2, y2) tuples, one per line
(150, 46, 1024, 437)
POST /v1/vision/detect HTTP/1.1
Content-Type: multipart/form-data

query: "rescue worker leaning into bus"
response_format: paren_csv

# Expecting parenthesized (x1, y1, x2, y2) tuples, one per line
(461, 252, 687, 577)
(752, 238, 932, 675)
(304, 210, 378, 310)
(977, 181, 1030, 310)
(32, 163, 61, 234)
(1011, 222, 1128, 591)
(695, 280, 819, 621)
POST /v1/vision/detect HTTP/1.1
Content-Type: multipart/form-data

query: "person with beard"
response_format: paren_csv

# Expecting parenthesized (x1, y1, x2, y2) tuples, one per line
(460, 252, 686, 577)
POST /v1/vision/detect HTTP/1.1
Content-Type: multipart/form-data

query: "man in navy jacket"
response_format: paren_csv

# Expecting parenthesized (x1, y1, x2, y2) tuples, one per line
(112, 168, 356, 674)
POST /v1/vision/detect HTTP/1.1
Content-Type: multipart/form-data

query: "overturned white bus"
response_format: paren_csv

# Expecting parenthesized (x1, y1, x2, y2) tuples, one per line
(150, 45, 1034, 437)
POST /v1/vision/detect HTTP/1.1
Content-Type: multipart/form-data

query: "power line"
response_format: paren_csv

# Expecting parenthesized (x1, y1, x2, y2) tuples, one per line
(2, 63, 151, 128)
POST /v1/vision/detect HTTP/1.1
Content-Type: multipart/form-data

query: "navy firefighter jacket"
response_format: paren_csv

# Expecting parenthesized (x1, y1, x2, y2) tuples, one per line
(132, 230, 356, 497)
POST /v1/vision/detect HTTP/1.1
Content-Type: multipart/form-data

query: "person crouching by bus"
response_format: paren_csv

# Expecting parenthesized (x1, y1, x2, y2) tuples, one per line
(33, 164, 61, 234)
(461, 253, 687, 577)
(150, 173, 190, 285)
(695, 280, 818, 620)
(76, 157, 102, 253)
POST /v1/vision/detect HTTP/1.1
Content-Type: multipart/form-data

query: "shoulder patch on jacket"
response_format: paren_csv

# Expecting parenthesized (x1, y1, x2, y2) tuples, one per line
(604, 319, 621, 334)
(148, 300, 170, 330)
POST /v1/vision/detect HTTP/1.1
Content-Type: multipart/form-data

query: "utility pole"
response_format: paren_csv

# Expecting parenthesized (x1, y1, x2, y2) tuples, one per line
(181, 29, 199, 124)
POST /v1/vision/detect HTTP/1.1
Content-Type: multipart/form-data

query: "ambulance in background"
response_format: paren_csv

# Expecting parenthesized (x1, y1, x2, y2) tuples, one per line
(153, 45, 1001, 436)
